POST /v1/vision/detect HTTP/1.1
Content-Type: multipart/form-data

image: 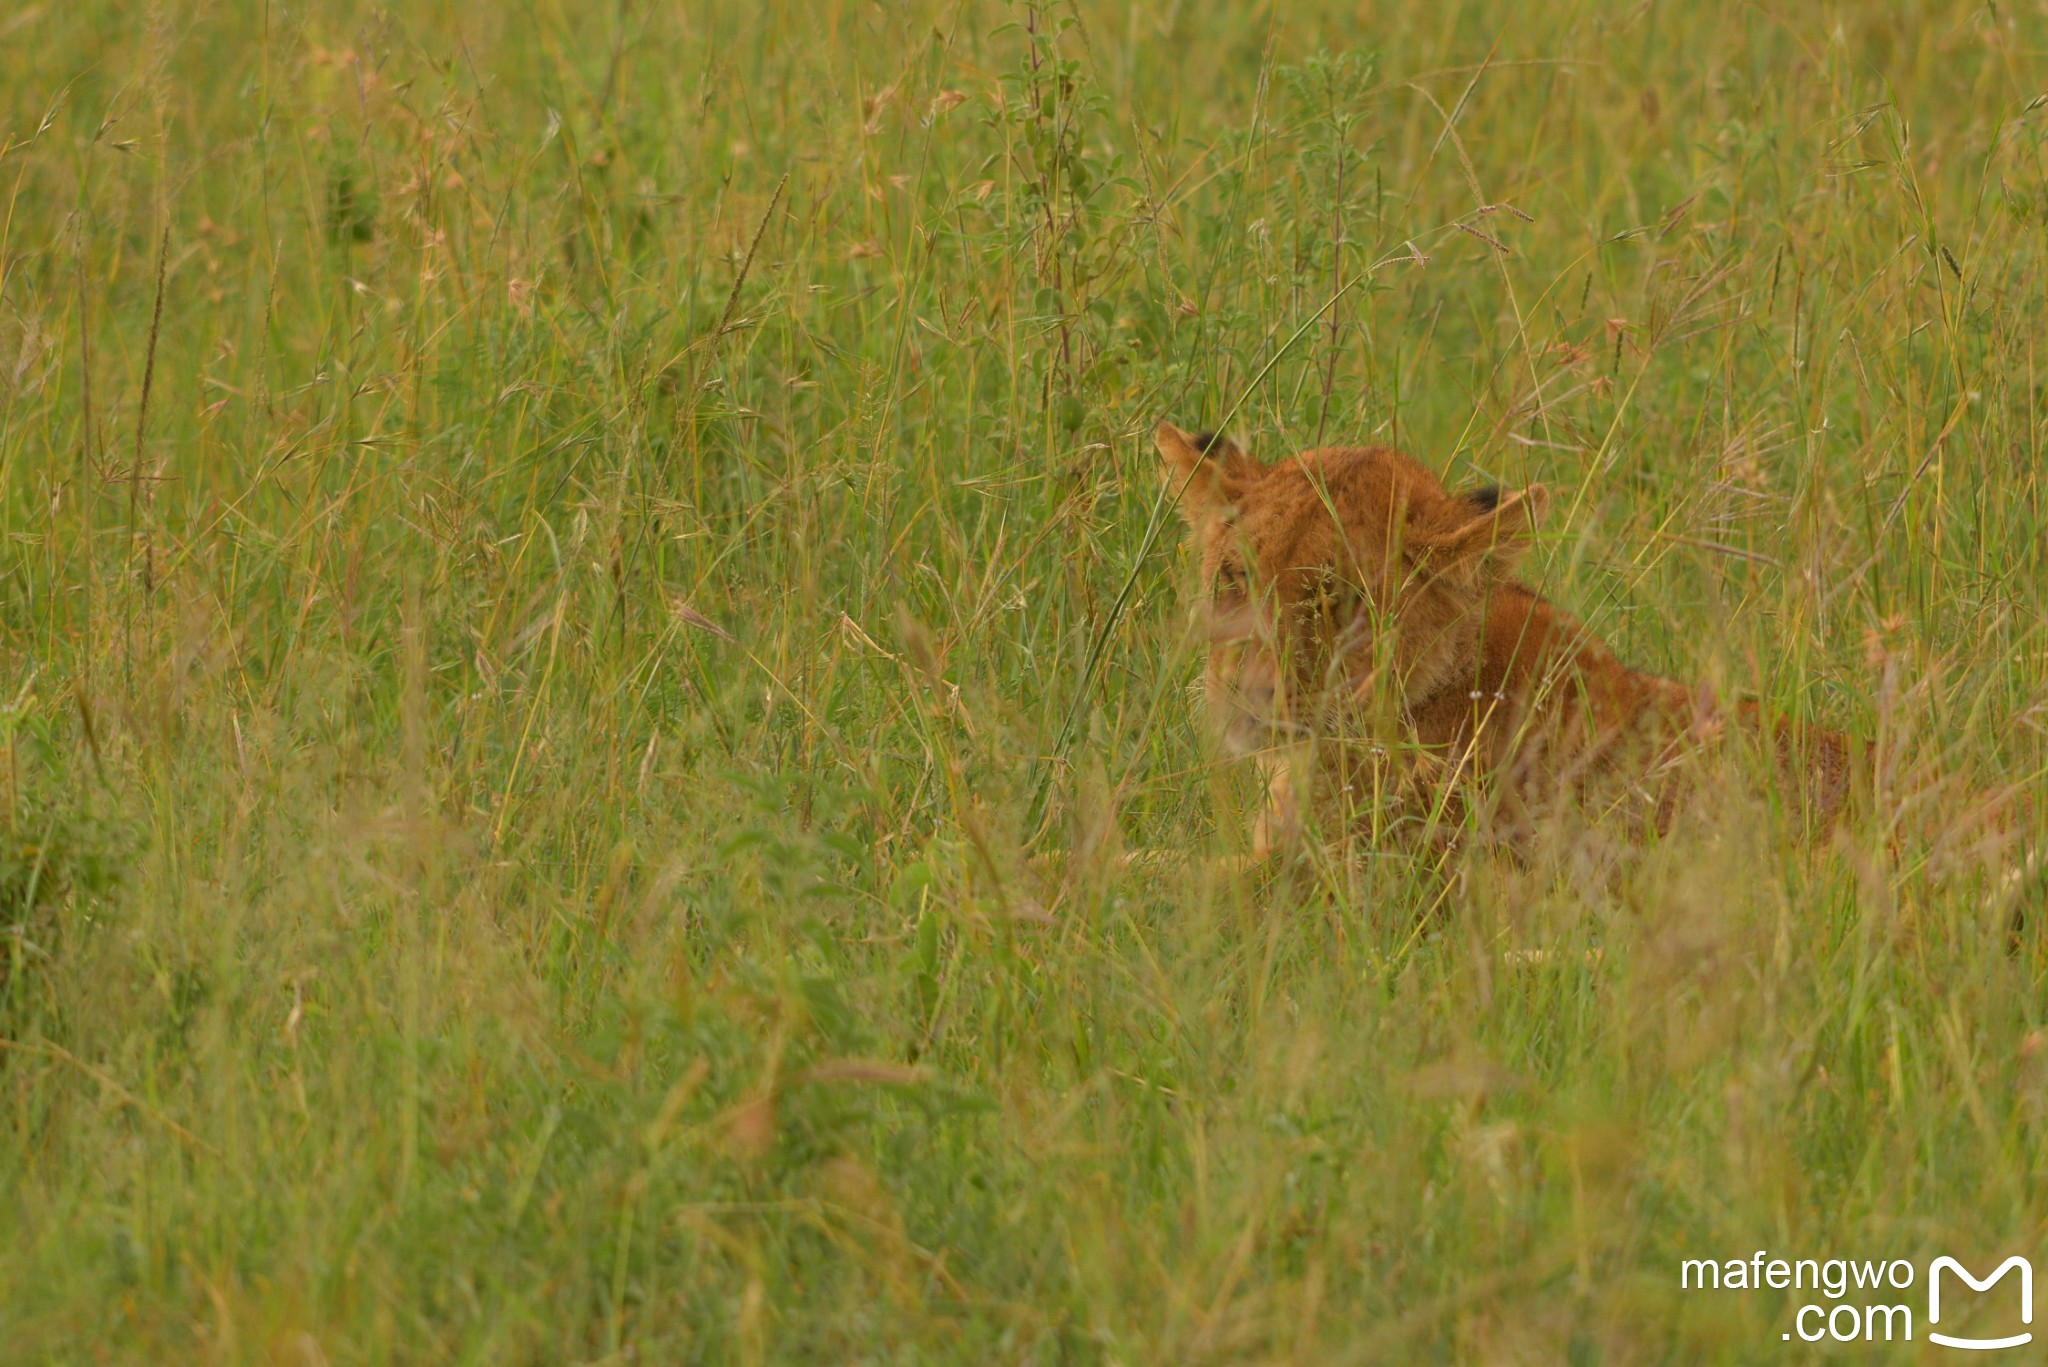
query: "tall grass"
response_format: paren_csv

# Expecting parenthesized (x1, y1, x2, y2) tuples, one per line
(2, 1, 2045, 1361)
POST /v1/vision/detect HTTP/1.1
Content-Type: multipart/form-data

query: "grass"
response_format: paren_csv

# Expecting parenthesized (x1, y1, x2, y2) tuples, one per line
(3, 0, 2047, 1361)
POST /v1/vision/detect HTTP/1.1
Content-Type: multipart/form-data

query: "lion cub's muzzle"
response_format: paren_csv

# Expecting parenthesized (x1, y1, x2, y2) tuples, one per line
(1206, 645, 1302, 755)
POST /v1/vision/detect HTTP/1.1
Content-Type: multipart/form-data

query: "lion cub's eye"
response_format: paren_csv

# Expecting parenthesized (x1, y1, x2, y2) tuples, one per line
(1212, 564, 1249, 600)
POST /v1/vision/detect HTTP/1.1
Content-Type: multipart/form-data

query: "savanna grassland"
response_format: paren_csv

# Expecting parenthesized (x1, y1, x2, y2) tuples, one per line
(4, 0, 2048, 1361)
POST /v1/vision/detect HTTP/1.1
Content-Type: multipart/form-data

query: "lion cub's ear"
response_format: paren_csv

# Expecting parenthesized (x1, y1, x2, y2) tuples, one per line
(1155, 421, 1253, 527)
(1411, 484, 1549, 587)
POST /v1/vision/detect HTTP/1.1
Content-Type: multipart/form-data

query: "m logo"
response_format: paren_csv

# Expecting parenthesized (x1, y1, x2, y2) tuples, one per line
(1928, 1256, 2033, 1351)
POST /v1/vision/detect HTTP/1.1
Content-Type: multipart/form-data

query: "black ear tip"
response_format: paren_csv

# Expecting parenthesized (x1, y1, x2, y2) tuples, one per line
(1465, 485, 1502, 511)
(1194, 431, 1224, 454)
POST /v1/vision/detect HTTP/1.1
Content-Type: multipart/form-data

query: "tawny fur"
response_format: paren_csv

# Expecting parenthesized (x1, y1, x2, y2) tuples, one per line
(1155, 420, 1861, 860)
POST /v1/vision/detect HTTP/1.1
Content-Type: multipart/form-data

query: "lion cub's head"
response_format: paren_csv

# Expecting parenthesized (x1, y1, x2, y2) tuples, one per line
(1155, 421, 1547, 754)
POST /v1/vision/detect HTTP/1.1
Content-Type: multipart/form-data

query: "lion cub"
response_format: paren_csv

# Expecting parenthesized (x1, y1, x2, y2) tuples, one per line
(1155, 420, 1858, 859)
